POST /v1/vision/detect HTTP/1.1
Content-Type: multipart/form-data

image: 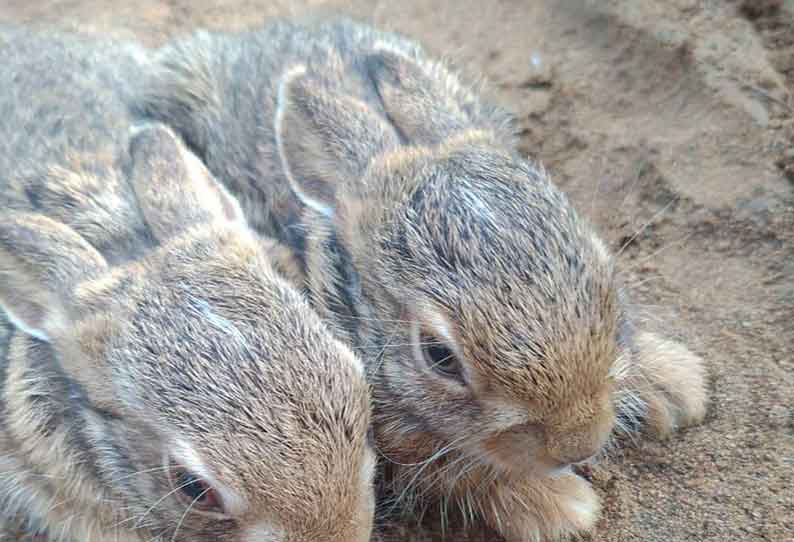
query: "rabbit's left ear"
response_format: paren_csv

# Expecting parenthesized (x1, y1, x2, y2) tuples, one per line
(274, 65, 399, 218)
(0, 212, 108, 342)
(128, 123, 246, 242)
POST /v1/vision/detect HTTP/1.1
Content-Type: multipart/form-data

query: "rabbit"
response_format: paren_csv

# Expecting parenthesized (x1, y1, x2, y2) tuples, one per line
(135, 17, 708, 541)
(0, 27, 375, 542)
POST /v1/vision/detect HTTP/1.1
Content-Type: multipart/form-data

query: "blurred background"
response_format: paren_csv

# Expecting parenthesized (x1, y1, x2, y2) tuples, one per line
(1, 1, 791, 540)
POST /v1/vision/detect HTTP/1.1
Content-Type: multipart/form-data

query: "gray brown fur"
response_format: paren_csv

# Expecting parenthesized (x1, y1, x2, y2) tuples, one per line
(0, 28, 374, 542)
(136, 17, 707, 541)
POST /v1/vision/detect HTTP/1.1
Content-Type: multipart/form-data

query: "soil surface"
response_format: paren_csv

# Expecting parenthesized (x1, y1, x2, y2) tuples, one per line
(1, 1, 792, 541)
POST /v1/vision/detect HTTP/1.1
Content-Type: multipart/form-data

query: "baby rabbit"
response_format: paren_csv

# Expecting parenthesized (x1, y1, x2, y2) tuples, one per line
(137, 17, 708, 541)
(0, 28, 375, 542)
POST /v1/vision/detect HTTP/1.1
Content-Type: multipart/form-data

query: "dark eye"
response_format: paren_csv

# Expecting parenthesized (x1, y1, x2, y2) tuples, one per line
(420, 333, 465, 383)
(169, 465, 223, 514)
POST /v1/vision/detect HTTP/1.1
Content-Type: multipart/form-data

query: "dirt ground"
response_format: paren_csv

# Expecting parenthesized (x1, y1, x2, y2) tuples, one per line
(1, 0, 792, 541)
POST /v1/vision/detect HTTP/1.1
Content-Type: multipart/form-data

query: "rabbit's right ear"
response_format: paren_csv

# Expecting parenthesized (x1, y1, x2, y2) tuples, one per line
(274, 65, 399, 218)
(0, 212, 107, 341)
(364, 47, 473, 145)
(128, 123, 246, 241)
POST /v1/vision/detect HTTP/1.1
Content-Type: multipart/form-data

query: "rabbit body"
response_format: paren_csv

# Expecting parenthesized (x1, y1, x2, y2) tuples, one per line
(0, 28, 375, 542)
(136, 17, 708, 541)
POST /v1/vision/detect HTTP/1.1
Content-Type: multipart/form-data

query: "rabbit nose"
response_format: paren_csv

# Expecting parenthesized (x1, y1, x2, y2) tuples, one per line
(545, 417, 613, 465)
(546, 435, 606, 466)
(545, 396, 616, 465)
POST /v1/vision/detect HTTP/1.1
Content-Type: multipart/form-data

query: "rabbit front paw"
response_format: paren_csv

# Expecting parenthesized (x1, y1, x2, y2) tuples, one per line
(631, 331, 708, 438)
(491, 472, 600, 542)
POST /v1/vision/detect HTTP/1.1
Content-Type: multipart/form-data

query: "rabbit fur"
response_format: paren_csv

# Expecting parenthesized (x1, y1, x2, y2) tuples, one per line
(135, 17, 709, 541)
(0, 27, 376, 542)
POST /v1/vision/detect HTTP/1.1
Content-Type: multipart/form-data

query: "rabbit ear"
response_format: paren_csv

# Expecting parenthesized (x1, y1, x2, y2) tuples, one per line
(128, 123, 246, 241)
(365, 47, 472, 145)
(0, 212, 108, 341)
(274, 65, 399, 218)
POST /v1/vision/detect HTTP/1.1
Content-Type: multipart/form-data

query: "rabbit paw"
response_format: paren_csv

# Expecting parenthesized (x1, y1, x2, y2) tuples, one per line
(493, 472, 600, 542)
(631, 331, 708, 438)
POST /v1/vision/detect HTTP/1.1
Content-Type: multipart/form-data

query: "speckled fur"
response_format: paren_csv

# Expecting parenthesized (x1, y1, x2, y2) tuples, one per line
(137, 17, 707, 541)
(0, 28, 374, 542)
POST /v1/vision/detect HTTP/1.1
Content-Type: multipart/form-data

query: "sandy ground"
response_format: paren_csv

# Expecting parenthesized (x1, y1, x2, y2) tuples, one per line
(1, 0, 792, 541)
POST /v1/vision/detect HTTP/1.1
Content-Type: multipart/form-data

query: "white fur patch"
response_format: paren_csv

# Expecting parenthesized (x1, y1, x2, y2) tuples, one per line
(244, 522, 285, 542)
(425, 310, 460, 355)
(178, 142, 246, 226)
(372, 41, 402, 54)
(548, 465, 574, 478)
(608, 349, 632, 382)
(128, 122, 149, 138)
(274, 64, 336, 219)
(187, 295, 249, 349)
(566, 492, 599, 527)
(171, 439, 247, 516)
(2, 306, 50, 342)
(360, 448, 377, 485)
(462, 190, 497, 229)
(590, 233, 612, 265)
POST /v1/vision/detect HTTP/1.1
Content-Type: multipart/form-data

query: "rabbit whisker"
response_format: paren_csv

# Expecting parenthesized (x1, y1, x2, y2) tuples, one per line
(367, 328, 400, 380)
(353, 340, 444, 351)
(386, 436, 468, 514)
(112, 466, 170, 484)
(620, 232, 695, 274)
(616, 196, 680, 258)
(118, 476, 199, 530)
(170, 486, 211, 542)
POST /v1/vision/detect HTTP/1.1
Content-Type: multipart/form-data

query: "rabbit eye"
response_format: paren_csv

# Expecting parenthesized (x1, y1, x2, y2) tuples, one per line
(170, 465, 223, 514)
(420, 334, 464, 383)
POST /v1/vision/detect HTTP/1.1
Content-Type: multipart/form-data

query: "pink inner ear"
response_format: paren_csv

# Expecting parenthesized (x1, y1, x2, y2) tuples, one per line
(218, 190, 240, 222)
(207, 180, 240, 223)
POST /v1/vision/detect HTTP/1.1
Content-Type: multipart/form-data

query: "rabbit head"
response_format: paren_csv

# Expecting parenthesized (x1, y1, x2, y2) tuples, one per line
(274, 51, 622, 481)
(0, 125, 375, 542)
